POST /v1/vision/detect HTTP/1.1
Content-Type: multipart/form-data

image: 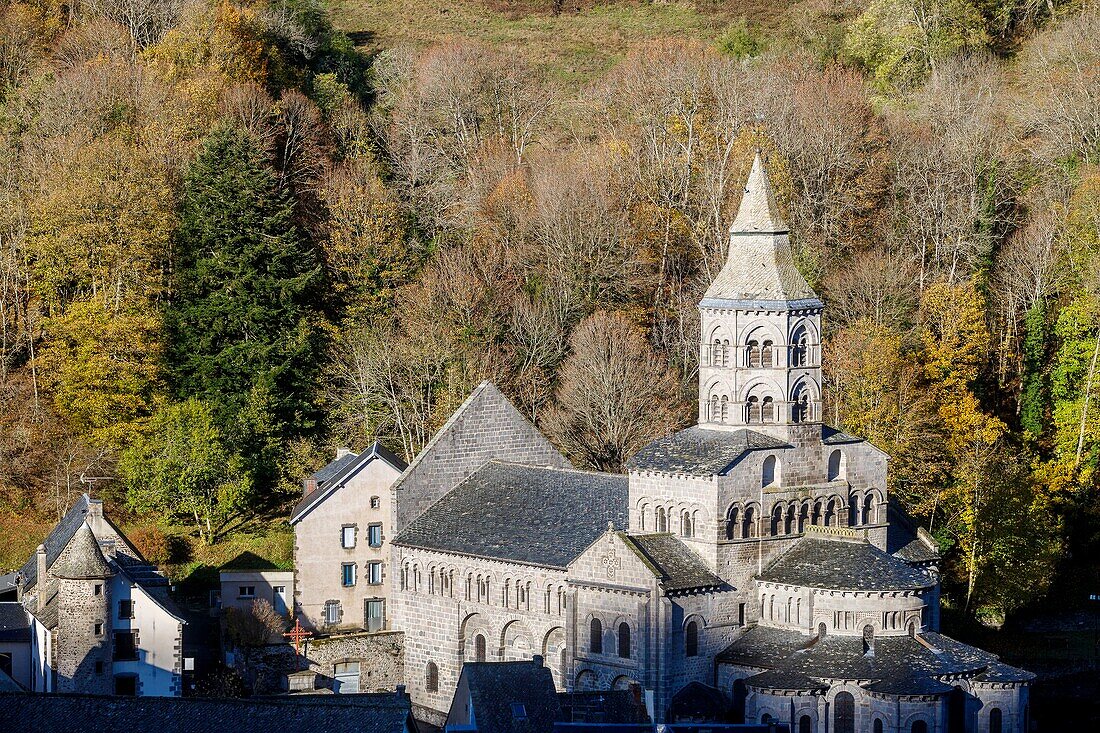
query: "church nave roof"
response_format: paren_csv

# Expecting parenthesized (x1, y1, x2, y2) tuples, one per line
(392, 461, 628, 569)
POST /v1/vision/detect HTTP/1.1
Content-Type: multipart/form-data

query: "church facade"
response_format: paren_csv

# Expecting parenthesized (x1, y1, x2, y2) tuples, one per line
(387, 154, 1032, 732)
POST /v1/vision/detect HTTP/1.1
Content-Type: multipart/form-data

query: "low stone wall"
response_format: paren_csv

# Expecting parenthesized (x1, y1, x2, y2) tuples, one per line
(235, 630, 404, 694)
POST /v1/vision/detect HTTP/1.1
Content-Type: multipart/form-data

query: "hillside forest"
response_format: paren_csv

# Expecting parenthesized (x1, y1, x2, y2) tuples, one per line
(0, 0, 1098, 628)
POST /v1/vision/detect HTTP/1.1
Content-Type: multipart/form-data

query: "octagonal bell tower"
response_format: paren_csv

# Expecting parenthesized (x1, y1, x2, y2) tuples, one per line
(698, 152, 823, 439)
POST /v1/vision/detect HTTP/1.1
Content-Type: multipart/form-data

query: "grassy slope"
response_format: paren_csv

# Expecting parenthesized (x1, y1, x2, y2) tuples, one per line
(328, 0, 799, 85)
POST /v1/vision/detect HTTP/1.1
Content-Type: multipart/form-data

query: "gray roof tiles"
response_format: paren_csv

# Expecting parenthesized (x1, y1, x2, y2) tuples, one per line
(393, 461, 628, 569)
(622, 534, 723, 592)
(459, 661, 562, 733)
(18, 494, 91, 590)
(759, 536, 935, 591)
(627, 426, 790, 476)
(291, 441, 408, 524)
(0, 602, 30, 643)
(0, 690, 414, 733)
(50, 522, 112, 579)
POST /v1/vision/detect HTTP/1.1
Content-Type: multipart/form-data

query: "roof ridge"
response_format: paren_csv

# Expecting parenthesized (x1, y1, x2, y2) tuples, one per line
(485, 459, 624, 480)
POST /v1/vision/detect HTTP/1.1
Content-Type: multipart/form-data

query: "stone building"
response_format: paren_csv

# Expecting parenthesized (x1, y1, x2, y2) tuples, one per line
(382, 153, 1033, 731)
(291, 442, 406, 632)
(8, 494, 185, 696)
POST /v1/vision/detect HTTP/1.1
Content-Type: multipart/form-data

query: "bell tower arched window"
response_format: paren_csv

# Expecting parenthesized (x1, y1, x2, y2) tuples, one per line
(747, 396, 760, 423)
(747, 340, 761, 367)
(656, 507, 668, 533)
(761, 396, 775, 423)
(726, 507, 740, 539)
(761, 340, 774, 367)
(762, 456, 777, 487)
(791, 326, 809, 367)
(828, 449, 844, 481)
(720, 395, 729, 422)
(681, 510, 693, 538)
(792, 389, 809, 423)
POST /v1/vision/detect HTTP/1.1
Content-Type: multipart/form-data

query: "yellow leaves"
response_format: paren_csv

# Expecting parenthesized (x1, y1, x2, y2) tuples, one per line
(919, 279, 989, 389)
(143, 1, 268, 87)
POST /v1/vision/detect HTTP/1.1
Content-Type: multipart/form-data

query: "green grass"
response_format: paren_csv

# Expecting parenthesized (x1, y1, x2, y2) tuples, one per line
(327, 0, 796, 86)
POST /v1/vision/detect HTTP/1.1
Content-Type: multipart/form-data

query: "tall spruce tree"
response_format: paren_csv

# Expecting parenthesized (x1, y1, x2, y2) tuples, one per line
(168, 126, 326, 486)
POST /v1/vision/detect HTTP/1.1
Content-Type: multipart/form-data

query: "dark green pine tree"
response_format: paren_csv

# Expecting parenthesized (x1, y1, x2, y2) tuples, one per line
(1019, 302, 1048, 442)
(168, 126, 327, 483)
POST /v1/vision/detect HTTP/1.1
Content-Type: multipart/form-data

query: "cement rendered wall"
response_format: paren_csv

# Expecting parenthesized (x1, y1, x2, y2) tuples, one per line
(0, 639, 32, 688)
(294, 457, 401, 632)
(110, 574, 183, 696)
(220, 570, 294, 616)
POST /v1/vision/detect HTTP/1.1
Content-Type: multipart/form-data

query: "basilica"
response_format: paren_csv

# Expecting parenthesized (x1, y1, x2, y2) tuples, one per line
(385, 154, 1032, 732)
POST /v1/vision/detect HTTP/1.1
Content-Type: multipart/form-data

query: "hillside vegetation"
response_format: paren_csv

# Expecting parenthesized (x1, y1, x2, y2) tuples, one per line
(0, 0, 1098, 627)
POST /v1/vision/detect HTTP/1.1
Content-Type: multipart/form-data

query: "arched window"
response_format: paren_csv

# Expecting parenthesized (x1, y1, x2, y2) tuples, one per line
(834, 691, 855, 733)
(874, 719, 884, 733)
(720, 395, 729, 422)
(825, 499, 837, 527)
(818, 622, 827, 638)
(761, 714, 772, 724)
(709, 395, 719, 422)
(656, 507, 668, 533)
(425, 662, 439, 692)
(800, 716, 813, 733)
(761, 340, 774, 367)
(685, 620, 699, 657)
(618, 623, 630, 658)
(762, 455, 777, 487)
(475, 634, 486, 662)
(747, 395, 760, 423)
(911, 721, 928, 733)
(798, 503, 808, 533)
(747, 340, 761, 367)
(727, 507, 740, 539)
(785, 504, 796, 534)
(811, 500, 823, 526)
(863, 624, 874, 653)
(590, 618, 603, 654)
(761, 396, 775, 423)
(771, 505, 783, 536)
(989, 708, 1002, 733)
(743, 506, 756, 538)
(681, 510, 693, 538)
(640, 505, 649, 531)
(863, 494, 874, 525)
(792, 388, 809, 423)
(791, 327, 809, 367)
(828, 449, 844, 481)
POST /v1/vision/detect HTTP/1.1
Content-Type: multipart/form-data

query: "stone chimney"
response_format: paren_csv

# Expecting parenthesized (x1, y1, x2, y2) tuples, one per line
(336, 447, 353, 460)
(35, 544, 46, 612)
(532, 654, 544, 667)
(86, 498, 106, 537)
(302, 477, 317, 495)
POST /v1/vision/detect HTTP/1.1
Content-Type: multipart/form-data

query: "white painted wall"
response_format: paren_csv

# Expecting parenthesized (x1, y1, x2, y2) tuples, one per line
(110, 575, 184, 696)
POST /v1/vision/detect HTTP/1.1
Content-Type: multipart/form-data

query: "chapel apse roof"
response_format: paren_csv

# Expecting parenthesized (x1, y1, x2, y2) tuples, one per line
(393, 461, 628, 569)
(719, 626, 1032, 696)
(627, 426, 789, 476)
(758, 535, 935, 592)
(622, 533, 723, 592)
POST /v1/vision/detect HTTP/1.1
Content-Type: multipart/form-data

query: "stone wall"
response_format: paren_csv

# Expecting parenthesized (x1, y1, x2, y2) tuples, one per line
(236, 630, 404, 695)
(55, 576, 113, 695)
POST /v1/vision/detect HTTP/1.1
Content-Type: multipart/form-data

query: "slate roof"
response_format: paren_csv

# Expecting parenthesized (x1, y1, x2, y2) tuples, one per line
(51, 522, 112, 579)
(702, 154, 819, 305)
(821, 426, 865, 445)
(0, 670, 21, 692)
(0, 602, 30, 643)
(759, 536, 935, 591)
(627, 426, 789, 476)
(719, 626, 1032, 697)
(292, 441, 408, 524)
(0, 690, 415, 733)
(394, 461, 628, 569)
(458, 661, 562, 733)
(622, 534, 723, 592)
(557, 690, 650, 724)
(18, 494, 91, 591)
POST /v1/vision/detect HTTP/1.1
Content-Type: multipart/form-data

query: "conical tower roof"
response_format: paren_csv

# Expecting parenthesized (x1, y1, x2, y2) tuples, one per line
(702, 152, 819, 304)
(52, 521, 112, 579)
(729, 151, 788, 233)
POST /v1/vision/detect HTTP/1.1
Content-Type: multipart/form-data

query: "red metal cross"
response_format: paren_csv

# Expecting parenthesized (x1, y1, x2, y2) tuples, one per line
(283, 618, 313, 661)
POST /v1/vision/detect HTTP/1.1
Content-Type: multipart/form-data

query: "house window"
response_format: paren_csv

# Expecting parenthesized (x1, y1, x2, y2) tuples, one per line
(324, 600, 341, 625)
(238, 586, 256, 599)
(368, 562, 383, 585)
(685, 620, 699, 657)
(114, 675, 137, 696)
(367, 524, 383, 547)
(119, 599, 134, 619)
(342, 563, 357, 587)
(94, 622, 103, 636)
(365, 599, 384, 632)
(114, 631, 138, 661)
(370, 496, 380, 509)
(93, 584, 102, 596)
(590, 618, 603, 654)
(426, 661, 439, 692)
(341, 525, 356, 549)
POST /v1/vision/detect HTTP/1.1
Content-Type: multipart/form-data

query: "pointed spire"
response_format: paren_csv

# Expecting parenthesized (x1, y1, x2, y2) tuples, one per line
(730, 151, 787, 234)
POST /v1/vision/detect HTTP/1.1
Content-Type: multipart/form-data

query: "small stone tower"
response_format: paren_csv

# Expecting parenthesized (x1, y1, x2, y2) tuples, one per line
(53, 521, 114, 694)
(697, 152, 823, 439)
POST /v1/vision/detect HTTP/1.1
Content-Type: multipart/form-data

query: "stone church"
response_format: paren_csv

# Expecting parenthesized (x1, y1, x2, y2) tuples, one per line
(387, 154, 1032, 733)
